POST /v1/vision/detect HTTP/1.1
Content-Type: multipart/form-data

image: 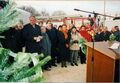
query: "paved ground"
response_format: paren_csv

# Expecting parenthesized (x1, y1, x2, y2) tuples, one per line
(43, 63, 86, 82)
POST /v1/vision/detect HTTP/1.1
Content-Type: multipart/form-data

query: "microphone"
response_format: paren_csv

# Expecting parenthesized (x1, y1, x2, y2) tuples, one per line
(74, 8, 80, 11)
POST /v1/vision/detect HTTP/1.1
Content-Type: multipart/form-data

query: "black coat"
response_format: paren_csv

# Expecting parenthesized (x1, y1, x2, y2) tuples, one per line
(22, 23, 42, 54)
(57, 31, 67, 61)
(0, 28, 24, 53)
(100, 31, 111, 41)
(113, 30, 120, 42)
(95, 32, 101, 42)
(67, 29, 72, 44)
(46, 27, 58, 47)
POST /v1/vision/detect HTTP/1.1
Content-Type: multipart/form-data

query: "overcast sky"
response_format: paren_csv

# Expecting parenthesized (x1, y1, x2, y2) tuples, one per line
(15, 0, 120, 16)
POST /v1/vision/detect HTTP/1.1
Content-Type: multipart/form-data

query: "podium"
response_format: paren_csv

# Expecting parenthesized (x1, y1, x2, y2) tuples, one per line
(86, 42, 120, 82)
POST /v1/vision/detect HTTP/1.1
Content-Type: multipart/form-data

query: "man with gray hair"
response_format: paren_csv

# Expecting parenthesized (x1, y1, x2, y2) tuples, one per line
(22, 16, 42, 54)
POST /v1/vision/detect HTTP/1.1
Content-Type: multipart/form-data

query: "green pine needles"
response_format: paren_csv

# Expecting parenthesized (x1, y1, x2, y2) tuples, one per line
(0, 48, 51, 82)
(0, 0, 51, 82)
(0, 0, 20, 33)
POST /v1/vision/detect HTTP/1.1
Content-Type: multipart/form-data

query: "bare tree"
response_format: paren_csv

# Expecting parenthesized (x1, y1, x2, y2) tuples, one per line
(39, 9, 49, 16)
(19, 6, 40, 16)
(52, 10, 66, 16)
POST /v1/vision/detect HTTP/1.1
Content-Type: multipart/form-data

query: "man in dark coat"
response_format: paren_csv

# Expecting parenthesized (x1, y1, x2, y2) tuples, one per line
(100, 27, 111, 41)
(46, 22, 58, 67)
(22, 16, 42, 54)
(0, 22, 24, 53)
(94, 28, 102, 42)
(113, 26, 120, 42)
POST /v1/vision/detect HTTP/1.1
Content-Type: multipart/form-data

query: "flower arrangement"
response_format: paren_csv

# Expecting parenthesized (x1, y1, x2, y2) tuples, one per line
(79, 37, 87, 55)
(109, 33, 116, 41)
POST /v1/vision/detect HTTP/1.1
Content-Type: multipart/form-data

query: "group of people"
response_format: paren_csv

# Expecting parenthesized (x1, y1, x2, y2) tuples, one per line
(94, 26, 120, 42)
(0, 16, 120, 71)
(77, 25, 120, 42)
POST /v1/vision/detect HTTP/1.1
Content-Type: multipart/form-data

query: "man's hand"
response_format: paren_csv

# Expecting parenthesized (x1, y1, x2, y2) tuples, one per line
(34, 37, 37, 40)
(36, 37, 40, 42)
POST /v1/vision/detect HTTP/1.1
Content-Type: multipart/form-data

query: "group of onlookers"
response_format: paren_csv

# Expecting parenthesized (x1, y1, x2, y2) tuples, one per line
(94, 26, 120, 42)
(0, 16, 119, 71)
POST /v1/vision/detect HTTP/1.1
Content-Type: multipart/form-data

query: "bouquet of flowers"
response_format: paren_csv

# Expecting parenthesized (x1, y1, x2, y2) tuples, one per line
(109, 33, 116, 41)
(79, 37, 87, 55)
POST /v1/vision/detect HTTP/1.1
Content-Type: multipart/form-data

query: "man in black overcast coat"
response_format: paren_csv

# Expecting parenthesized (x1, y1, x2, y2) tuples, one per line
(46, 22, 58, 67)
(100, 27, 111, 41)
(0, 21, 24, 53)
(22, 16, 42, 54)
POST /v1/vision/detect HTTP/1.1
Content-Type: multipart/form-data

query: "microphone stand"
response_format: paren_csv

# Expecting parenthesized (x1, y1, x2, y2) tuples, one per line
(91, 34, 95, 82)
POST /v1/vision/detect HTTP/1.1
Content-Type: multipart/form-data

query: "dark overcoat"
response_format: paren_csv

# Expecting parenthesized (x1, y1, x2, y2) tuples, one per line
(22, 23, 42, 54)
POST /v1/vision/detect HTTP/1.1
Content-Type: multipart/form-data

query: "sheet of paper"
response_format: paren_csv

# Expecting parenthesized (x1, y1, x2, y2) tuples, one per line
(109, 42, 120, 49)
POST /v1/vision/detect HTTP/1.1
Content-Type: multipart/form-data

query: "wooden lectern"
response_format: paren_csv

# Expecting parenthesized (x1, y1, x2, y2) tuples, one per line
(86, 42, 120, 82)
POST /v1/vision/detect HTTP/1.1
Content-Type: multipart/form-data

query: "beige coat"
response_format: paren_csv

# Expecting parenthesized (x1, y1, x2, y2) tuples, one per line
(70, 32, 82, 51)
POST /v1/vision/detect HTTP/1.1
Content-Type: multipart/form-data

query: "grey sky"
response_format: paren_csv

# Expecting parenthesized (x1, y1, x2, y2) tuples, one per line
(15, 0, 120, 16)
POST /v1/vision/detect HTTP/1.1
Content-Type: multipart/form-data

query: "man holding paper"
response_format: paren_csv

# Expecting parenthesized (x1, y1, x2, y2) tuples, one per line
(22, 16, 43, 54)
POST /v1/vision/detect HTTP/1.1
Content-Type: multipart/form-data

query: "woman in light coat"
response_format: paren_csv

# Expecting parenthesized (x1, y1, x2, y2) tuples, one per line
(70, 27, 82, 66)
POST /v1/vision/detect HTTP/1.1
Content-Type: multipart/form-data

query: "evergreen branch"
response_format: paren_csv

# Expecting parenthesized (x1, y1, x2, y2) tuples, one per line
(0, 10, 19, 24)
(0, 12, 20, 32)
(12, 56, 51, 81)
(0, 48, 11, 70)
(0, 0, 19, 32)
(0, 1, 16, 20)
